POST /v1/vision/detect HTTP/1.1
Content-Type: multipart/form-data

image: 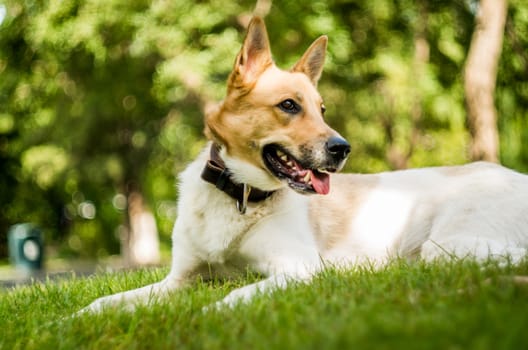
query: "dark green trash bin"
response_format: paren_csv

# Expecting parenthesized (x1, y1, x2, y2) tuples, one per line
(8, 223, 44, 271)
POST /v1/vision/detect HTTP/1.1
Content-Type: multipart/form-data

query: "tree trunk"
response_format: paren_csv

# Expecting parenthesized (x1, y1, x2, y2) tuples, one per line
(464, 0, 508, 163)
(122, 191, 161, 267)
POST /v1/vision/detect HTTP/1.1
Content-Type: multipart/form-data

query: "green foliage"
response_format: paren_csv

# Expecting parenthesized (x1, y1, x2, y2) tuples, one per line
(0, 0, 527, 257)
(2, 260, 528, 348)
(497, 0, 528, 171)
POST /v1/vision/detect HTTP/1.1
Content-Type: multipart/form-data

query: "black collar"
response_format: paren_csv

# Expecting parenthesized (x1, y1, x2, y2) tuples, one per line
(200, 143, 275, 213)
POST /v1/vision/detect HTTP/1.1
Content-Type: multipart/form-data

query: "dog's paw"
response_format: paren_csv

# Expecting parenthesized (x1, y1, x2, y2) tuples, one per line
(201, 285, 256, 313)
(74, 295, 137, 317)
(201, 297, 237, 313)
(201, 301, 222, 314)
(75, 298, 108, 316)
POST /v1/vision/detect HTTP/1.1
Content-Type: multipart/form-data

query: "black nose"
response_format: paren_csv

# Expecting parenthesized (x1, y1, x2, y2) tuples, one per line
(326, 136, 351, 161)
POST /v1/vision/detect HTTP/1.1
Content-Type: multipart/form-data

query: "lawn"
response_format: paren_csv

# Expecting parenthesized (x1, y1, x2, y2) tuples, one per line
(1, 259, 528, 350)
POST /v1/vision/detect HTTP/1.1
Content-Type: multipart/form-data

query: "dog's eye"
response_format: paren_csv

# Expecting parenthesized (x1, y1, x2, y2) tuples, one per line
(278, 99, 301, 114)
(321, 104, 326, 115)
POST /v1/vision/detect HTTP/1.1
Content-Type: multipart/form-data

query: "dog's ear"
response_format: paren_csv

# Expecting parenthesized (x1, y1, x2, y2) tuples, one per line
(228, 17, 272, 92)
(291, 35, 328, 86)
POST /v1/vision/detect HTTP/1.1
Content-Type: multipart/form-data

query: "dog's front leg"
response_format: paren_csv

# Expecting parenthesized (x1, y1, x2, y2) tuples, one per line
(213, 241, 321, 309)
(79, 276, 184, 314)
(207, 208, 323, 310)
(78, 221, 200, 314)
(211, 270, 313, 310)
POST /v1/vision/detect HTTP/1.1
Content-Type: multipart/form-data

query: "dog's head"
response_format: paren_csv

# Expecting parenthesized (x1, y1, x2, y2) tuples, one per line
(205, 17, 350, 195)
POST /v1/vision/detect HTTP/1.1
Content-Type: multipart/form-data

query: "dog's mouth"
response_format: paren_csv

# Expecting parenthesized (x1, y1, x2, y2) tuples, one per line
(263, 145, 332, 195)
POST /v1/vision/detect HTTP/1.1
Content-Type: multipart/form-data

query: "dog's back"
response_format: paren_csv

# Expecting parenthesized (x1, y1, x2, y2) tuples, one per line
(310, 161, 528, 265)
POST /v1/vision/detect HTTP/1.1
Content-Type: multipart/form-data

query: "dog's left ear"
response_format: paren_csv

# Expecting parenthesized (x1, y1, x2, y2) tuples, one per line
(291, 35, 328, 86)
(228, 17, 273, 92)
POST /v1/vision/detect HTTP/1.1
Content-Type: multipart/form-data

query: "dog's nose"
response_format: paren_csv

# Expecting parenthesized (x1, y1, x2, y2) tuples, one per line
(326, 136, 351, 161)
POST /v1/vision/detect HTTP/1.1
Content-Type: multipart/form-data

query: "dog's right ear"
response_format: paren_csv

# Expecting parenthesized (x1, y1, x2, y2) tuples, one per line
(291, 35, 328, 86)
(228, 17, 272, 93)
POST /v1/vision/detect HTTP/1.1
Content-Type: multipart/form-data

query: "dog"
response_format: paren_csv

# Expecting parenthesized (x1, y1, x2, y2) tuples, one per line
(81, 17, 528, 313)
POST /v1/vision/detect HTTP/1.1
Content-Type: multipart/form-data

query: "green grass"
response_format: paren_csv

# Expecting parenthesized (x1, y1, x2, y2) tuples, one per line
(2, 259, 528, 350)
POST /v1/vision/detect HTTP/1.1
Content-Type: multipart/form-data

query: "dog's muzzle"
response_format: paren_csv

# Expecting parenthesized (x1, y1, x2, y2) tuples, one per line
(262, 136, 350, 196)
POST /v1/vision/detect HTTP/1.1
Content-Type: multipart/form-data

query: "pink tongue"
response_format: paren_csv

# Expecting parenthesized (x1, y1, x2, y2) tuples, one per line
(310, 170, 330, 195)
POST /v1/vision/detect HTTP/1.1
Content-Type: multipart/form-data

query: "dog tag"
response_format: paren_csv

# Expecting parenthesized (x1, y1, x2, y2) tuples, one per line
(237, 184, 252, 214)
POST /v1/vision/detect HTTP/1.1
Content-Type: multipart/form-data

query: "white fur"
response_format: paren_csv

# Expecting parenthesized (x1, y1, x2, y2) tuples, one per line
(80, 148, 528, 313)
(321, 162, 528, 266)
(81, 146, 320, 312)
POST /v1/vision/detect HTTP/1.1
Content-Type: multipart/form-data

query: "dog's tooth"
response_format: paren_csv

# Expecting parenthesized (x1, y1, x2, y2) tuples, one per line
(286, 161, 293, 167)
(277, 149, 285, 157)
(280, 155, 288, 162)
(303, 172, 311, 183)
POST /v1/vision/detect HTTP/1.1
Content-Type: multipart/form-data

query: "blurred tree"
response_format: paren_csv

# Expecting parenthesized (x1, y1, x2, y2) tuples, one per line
(0, 0, 527, 261)
(497, 0, 528, 172)
(464, 0, 508, 163)
(0, 0, 166, 260)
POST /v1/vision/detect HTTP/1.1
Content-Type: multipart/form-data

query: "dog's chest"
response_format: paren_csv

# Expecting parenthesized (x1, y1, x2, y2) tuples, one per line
(187, 201, 272, 265)
(177, 153, 290, 267)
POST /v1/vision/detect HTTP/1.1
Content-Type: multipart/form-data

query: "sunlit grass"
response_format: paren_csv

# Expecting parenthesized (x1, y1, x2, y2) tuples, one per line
(2, 259, 528, 349)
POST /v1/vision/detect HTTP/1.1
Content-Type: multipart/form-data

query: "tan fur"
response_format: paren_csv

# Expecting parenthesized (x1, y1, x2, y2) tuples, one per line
(211, 66, 334, 158)
(309, 174, 379, 250)
(205, 18, 343, 191)
(436, 161, 499, 177)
